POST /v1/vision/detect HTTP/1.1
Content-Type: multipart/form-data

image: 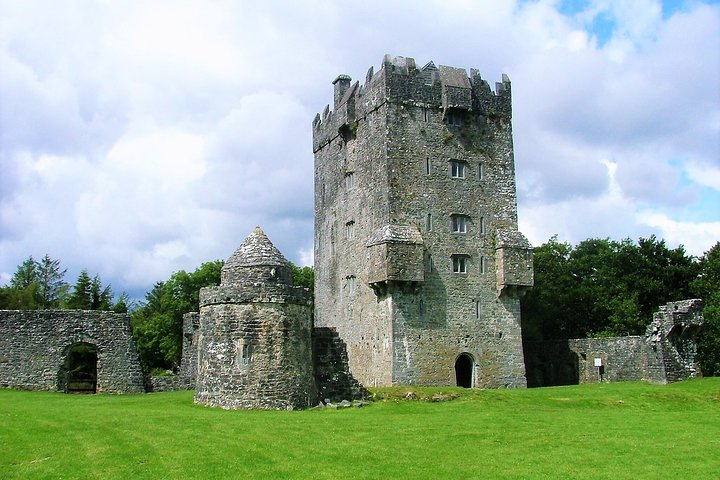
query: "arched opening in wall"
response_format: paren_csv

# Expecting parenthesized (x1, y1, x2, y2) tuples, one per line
(455, 353, 474, 388)
(58, 342, 98, 393)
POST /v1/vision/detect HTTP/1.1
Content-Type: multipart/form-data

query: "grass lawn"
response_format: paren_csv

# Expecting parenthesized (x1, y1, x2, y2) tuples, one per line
(1, 378, 718, 479)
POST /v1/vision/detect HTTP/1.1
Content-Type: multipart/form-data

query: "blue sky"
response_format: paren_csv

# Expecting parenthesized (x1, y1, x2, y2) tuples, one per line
(1, 0, 718, 299)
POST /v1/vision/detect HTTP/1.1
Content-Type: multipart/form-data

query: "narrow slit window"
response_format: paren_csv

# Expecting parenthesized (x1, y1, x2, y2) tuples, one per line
(426, 253, 434, 273)
(422, 107, 429, 122)
(426, 213, 432, 232)
(475, 301, 480, 319)
(346, 275, 356, 295)
(345, 221, 355, 240)
(480, 256, 486, 274)
(425, 157, 431, 175)
(478, 162, 484, 180)
(479, 217, 485, 234)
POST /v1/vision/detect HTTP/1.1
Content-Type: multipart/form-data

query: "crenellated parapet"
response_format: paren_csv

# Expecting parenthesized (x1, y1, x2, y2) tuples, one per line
(312, 54, 513, 153)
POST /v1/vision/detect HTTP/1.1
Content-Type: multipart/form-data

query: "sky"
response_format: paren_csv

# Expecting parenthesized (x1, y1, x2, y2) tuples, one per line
(1, 0, 719, 300)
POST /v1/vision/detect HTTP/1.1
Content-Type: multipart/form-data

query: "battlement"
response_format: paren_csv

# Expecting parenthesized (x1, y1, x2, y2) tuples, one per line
(312, 54, 512, 152)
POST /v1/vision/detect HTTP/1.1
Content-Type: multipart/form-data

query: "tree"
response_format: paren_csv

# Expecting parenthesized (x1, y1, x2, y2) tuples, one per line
(522, 235, 700, 342)
(289, 263, 314, 291)
(692, 242, 720, 376)
(35, 254, 68, 308)
(130, 261, 223, 372)
(2, 255, 68, 309)
(64, 270, 93, 310)
(90, 275, 113, 310)
(10, 256, 38, 289)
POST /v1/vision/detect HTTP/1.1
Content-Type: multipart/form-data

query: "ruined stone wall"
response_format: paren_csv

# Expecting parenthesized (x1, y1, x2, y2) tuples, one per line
(523, 300, 704, 386)
(0, 310, 144, 393)
(313, 55, 532, 388)
(178, 311, 199, 382)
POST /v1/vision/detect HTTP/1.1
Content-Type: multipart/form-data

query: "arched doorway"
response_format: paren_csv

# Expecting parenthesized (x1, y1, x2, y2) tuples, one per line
(58, 342, 98, 393)
(455, 353, 474, 388)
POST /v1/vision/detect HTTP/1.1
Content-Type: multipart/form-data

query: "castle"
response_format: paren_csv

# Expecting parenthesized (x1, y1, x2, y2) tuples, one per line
(312, 55, 533, 388)
(0, 55, 704, 407)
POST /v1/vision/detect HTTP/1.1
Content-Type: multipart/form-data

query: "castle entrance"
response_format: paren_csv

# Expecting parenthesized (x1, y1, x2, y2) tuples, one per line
(455, 353, 474, 388)
(58, 342, 98, 393)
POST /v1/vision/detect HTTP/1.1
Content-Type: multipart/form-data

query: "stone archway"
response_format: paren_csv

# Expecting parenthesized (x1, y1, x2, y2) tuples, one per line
(58, 342, 98, 393)
(455, 353, 474, 388)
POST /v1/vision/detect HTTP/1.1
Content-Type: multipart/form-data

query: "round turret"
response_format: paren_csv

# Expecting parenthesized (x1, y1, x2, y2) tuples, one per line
(195, 227, 316, 410)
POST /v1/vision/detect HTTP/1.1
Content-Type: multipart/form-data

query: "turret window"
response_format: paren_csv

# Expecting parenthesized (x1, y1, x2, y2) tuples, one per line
(235, 338, 252, 368)
(451, 215, 469, 234)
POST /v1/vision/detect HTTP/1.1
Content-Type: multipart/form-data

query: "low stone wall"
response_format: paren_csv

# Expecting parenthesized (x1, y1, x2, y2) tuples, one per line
(0, 310, 144, 393)
(147, 375, 194, 392)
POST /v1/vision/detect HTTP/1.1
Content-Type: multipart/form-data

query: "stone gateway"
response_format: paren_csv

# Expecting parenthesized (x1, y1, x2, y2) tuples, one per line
(0, 310, 144, 393)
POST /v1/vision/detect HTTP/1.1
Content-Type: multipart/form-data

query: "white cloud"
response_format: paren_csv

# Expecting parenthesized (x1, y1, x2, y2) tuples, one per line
(1, 0, 718, 297)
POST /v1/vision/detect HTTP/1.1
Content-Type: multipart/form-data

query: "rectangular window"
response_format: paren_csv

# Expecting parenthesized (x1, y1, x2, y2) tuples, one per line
(425, 157, 431, 175)
(450, 160, 466, 178)
(345, 221, 355, 240)
(345, 172, 355, 190)
(452, 255, 468, 274)
(421, 107, 429, 122)
(451, 215, 468, 234)
(346, 275, 356, 295)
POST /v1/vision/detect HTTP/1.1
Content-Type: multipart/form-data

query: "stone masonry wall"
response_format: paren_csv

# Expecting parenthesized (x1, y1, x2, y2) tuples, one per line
(0, 310, 145, 393)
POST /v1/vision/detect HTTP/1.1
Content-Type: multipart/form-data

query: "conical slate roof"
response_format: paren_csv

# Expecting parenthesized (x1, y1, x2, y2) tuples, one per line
(225, 227, 289, 268)
(220, 227, 292, 285)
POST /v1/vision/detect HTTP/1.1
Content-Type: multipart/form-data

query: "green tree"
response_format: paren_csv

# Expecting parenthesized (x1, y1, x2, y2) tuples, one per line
(35, 254, 68, 308)
(289, 263, 314, 291)
(522, 235, 700, 341)
(130, 261, 223, 372)
(10, 256, 38, 289)
(90, 275, 113, 310)
(2, 255, 68, 309)
(65, 270, 93, 310)
(691, 242, 720, 376)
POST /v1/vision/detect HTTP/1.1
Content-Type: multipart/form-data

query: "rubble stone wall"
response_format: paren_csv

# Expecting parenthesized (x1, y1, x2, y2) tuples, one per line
(0, 310, 144, 393)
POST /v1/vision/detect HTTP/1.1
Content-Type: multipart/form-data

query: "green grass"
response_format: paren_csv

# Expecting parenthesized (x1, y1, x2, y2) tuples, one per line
(1, 379, 719, 479)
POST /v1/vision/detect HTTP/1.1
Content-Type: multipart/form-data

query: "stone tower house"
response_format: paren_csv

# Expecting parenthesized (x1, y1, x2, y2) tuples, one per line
(194, 227, 317, 409)
(312, 55, 533, 388)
